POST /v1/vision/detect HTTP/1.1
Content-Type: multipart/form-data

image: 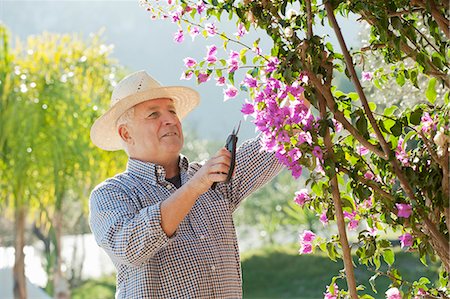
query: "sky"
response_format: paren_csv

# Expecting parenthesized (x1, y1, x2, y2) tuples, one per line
(1, 0, 363, 142)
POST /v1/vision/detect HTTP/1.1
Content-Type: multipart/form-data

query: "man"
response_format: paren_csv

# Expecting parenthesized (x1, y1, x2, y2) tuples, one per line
(89, 70, 283, 298)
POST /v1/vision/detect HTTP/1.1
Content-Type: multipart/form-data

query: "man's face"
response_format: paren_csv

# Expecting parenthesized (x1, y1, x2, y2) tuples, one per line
(125, 98, 184, 163)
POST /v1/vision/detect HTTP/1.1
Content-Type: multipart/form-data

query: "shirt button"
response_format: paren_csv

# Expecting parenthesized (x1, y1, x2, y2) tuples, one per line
(211, 265, 216, 271)
(167, 184, 172, 189)
(157, 168, 162, 174)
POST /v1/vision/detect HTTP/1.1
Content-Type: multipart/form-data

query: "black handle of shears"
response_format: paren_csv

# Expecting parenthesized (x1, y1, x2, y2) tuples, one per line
(211, 123, 240, 190)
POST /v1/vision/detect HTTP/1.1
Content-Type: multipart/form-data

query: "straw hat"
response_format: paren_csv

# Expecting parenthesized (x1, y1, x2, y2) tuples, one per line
(90, 70, 200, 151)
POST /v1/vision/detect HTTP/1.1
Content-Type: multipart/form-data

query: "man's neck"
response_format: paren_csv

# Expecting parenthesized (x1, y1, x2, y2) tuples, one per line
(162, 158, 180, 178)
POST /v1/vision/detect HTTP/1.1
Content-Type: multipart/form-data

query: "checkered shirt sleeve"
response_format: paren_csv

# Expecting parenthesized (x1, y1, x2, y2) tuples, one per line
(89, 134, 283, 298)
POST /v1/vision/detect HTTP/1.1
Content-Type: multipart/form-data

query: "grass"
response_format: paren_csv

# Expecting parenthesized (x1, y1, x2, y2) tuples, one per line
(71, 244, 441, 299)
(241, 244, 441, 299)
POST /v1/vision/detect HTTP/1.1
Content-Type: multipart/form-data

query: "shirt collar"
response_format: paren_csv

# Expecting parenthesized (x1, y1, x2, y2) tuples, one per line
(126, 155, 189, 184)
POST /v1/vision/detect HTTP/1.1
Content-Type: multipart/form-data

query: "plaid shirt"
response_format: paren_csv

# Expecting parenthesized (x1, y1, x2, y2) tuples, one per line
(89, 136, 283, 299)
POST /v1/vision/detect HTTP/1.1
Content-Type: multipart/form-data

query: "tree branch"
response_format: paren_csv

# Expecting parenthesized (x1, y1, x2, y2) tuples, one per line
(306, 65, 387, 159)
(325, 1, 450, 271)
(317, 92, 358, 299)
(339, 166, 395, 202)
(325, 2, 392, 159)
(413, 0, 450, 39)
(359, 10, 450, 87)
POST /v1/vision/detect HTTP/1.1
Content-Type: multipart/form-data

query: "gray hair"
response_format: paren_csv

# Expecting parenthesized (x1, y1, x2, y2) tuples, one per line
(116, 107, 135, 154)
(116, 107, 135, 127)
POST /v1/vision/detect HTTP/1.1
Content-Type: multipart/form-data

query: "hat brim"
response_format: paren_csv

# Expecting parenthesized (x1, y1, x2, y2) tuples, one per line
(90, 86, 200, 151)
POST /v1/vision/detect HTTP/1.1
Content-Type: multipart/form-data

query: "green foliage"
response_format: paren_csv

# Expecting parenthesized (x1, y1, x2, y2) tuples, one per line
(70, 244, 441, 299)
(0, 25, 128, 294)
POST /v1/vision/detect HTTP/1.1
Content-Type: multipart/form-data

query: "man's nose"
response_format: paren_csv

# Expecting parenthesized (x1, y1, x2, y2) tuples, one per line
(162, 111, 178, 125)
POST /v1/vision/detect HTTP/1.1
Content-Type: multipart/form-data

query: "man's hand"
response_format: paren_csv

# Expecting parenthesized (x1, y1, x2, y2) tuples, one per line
(187, 147, 232, 195)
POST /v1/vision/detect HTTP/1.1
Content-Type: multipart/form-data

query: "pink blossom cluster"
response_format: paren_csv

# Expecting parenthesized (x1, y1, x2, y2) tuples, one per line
(395, 137, 410, 166)
(293, 189, 310, 206)
(421, 112, 437, 133)
(395, 203, 412, 218)
(240, 77, 314, 178)
(343, 210, 359, 231)
(385, 287, 402, 299)
(324, 283, 339, 299)
(399, 233, 413, 248)
(299, 230, 316, 254)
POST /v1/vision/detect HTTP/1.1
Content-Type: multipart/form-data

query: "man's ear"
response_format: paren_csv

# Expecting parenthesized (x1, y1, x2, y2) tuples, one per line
(118, 124, 133, 145)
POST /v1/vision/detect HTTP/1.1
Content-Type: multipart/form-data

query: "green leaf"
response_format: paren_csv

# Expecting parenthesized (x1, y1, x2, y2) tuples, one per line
(390, 122, 402, 137)
(426, 78, 437, 104)
(382, 248, 395, 266)
(395, 72, 405, 86)
(384, 105, 398, 117)
(409, 108, 422, 125)
(418, 277, 431, 285)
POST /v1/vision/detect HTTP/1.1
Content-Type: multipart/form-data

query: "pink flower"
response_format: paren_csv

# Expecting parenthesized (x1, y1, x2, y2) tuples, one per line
(361, 71, 373, 81)
(395, 138, 410, 166)
(299, 71, 309, 83)
(324, 283, 338, 299)
(297, 131, 312, 145)
(229, 50, 239, 60)
(183, 57, 197, 68)
(312, 146, 323, 160)
(332, 119, 343, 133)
(396, 203, 412, 218)
(348, 219, 359, 230)
(301, 230, 316, 242)
(368, 226, 378, 236)
(343, 210, 356, 220)
(189, 26, 200, 40)
(241, 102, 254, 116)
(266, 57, 280, 73)
(399, 233, 413, 248)
(215, 76, 225, 86)
(319, 211, 329, 226)
(197, 73, 210, 83)
(252, 46, 262, 55)
(299, 243, 312, 254)
(171, 11, 181, 23)
(243, 74, 258, 88)
(299, 230, 315, 254)
(228, 59, 239, 73)
(357, 145, 369, 155)
(421, 112, 436, 133)
(235, 22, 247, 37)
(385, 287, 401, 299)
(205, 45, 218, 64)
(196, 1, 206, 14)
(415, 288, 427, 299)
(205, 23, 217, 36)
(223, 85, 238, 101)
(180, 71, 194, 80)
(364, 171, 375, 180)
(173, 29, 184, 43)
(294, 189, 310, 206)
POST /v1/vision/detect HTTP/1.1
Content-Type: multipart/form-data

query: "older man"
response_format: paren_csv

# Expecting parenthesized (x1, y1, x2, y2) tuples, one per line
(89, 70, 283, 298)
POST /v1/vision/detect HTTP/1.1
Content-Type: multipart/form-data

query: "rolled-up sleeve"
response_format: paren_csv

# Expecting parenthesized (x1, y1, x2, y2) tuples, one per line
(89, 185, 172, 267)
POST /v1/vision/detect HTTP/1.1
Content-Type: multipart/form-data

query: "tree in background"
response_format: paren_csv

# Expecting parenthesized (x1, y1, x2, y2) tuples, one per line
(148, 0, 449, 297)
(0, 25, 127, 299)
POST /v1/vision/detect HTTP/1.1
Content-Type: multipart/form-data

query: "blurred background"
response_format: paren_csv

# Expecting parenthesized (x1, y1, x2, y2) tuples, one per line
(0, 1, 439, 298)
